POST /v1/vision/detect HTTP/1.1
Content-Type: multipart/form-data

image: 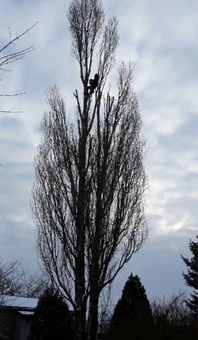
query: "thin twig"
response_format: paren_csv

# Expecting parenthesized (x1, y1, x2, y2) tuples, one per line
(0, 92, 25, 97)
(0, 21, 39, 54)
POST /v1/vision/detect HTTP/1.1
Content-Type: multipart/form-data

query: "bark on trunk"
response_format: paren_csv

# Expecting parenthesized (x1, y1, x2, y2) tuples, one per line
(74, 95, 88, 340)
(74, 301, 86, 340)
(88, 293, 99, 340)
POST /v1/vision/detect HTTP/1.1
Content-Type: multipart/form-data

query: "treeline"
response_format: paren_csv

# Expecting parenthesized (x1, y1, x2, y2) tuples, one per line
(27, 235, 197, 340)
(102, 236, 197, 340)
(0, 236, 197, 340)
(26, 274, 196, 340)
(0, 274, 196, 340)
(103, 274, 196, 340)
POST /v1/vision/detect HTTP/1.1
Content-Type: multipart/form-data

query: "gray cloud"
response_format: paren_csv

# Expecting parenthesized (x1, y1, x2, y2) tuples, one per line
(0, 0, 197, 301)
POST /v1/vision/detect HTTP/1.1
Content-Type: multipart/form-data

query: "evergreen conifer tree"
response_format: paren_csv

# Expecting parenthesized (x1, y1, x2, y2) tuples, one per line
(28, 287, 73, 340)
(109, 274, 154, 340)
(181, 235, 198, 319)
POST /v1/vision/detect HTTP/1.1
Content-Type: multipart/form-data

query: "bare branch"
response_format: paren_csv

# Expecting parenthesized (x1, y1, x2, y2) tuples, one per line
(0, 22, 39, 55)
(0, 93, 25, 97)
(0, 22, 38, 112)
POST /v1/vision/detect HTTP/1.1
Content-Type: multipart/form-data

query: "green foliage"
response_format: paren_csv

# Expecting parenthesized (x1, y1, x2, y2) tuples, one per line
(28, 287, 73, 340)
(107, 274, 154, 340)
(181, 235, 198, 319)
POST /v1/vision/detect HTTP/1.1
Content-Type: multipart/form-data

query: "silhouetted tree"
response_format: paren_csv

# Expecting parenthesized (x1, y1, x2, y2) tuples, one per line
(0, 257, 47, 300)
(0, 259, 21, 299)
(28, 287, 73, 340)
(108, 274, 153, 339)
(32, 0, 147, 339)
(181, 235, 198, 320)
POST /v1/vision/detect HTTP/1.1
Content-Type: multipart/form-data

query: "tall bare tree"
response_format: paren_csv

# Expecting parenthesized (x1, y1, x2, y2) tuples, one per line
(32, 1, 147, 339)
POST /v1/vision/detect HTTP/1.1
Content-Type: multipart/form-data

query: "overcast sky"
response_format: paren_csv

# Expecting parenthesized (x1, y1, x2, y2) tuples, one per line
(0, 0, 197, 304)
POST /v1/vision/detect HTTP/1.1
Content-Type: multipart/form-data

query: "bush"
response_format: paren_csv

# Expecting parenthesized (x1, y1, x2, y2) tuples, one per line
(28, 287, 73, 340)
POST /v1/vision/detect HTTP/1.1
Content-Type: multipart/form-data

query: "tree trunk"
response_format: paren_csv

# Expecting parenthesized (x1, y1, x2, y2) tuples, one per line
(74, 301, 86, 340)
(88, 292, 99, 340)
(74, 95, 88, 340)
(74, 230, 86, 340)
